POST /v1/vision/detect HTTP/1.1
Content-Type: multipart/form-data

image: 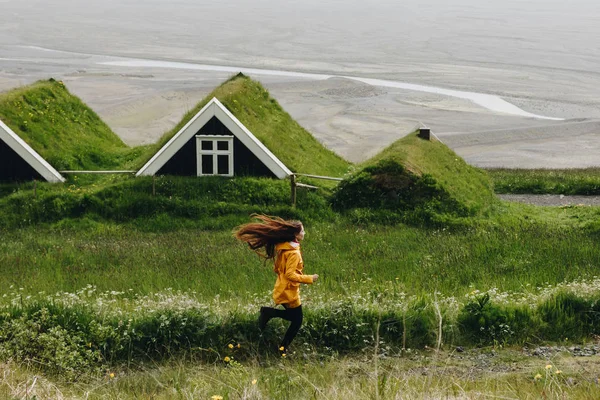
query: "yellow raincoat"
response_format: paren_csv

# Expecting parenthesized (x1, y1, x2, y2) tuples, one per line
(272, 242, 313, 308)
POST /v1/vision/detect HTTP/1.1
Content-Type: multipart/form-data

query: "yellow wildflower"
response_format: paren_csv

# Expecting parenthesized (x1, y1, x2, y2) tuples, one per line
(252, 379, 257, 385)
(281, 353, 286, 358)
(224, 356, 231, 362)
(109, 372, 115, 379)
(534, 373, 542, 381)
(555, 370, 562, 374)
(279, 346, 285, 351)
(211, 396, 223, 400)
(237, 343, 241, 348)
(228, 344, 234, 349)
(545, 364, 553, 370)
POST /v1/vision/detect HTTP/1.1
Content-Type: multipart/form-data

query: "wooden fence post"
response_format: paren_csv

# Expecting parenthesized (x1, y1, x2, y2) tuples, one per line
(290, 174, 297, 207)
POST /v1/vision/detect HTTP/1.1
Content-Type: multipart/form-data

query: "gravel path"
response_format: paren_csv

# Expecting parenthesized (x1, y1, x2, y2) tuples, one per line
(498, 194, 600, 206)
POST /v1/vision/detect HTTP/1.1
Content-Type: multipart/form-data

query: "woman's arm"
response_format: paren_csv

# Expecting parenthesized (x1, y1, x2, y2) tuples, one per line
(284, 252, 315, 284)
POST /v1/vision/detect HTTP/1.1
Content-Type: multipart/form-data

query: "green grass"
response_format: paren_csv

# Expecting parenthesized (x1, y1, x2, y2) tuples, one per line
(5, 76, 600, 389)
(0, 79, 142, 171)
(0, 175, 332, 229)
(488, 167, 600, 195)
(2, 218, 600, 300)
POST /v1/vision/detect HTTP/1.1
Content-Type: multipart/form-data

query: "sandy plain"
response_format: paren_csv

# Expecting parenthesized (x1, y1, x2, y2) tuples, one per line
(1, 0, 599, 168)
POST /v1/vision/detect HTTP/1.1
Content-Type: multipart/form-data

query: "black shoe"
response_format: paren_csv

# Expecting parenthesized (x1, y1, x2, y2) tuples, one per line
(258, 307, 269, 331)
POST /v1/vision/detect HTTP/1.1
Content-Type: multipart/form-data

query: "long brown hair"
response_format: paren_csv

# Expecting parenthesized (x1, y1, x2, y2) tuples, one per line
(234, 214, 303, 259)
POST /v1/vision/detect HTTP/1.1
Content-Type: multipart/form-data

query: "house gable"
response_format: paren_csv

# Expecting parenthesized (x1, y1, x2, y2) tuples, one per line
(0, 119, 65, 183)
(136, 98, 292, 179)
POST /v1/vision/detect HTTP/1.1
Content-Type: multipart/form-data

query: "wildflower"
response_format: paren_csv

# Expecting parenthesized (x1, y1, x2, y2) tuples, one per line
(237, 343, 241, 348)
(228, 344, 234, 349)
(279, 346, 285, 351)
(109, 372, 115, 379)
(211, 396, 223, 400)
(545, 364, 553, 370)
(534, 373, 542, 381)
(555, 370, 562, 374)
(224, 356, 231, 362)
(252, 379, 257, 385)
(281, 353, 286, 358)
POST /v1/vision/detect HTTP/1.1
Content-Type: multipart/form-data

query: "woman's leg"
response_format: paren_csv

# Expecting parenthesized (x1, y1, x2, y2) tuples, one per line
(259, 305, 304, 351)
(280, 305, 303, 351)
(258, 306, 286, 330)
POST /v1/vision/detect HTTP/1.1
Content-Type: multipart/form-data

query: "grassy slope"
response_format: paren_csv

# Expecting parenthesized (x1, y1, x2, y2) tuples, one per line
(365, 132, 497, 214)
(0, 79, 141, 171)
(137, 73, 351, 177)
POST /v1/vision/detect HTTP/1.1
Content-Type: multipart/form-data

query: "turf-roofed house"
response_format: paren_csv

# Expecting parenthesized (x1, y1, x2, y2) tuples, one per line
(0, 118, 65, 183)
(137, 97, 291, 179)
(136, 73, 350, 181)
(0, 79, 133, 184)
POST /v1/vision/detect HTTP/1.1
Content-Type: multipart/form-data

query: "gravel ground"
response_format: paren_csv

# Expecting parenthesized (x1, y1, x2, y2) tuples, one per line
(498, 194, 600, 207)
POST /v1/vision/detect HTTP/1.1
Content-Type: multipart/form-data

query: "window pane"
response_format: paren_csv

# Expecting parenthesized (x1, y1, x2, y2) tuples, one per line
(202, 155, 213, 174)
(201, 140, 213, 151)
(217, 155, 229, 175)
(217, 140, 229, 151)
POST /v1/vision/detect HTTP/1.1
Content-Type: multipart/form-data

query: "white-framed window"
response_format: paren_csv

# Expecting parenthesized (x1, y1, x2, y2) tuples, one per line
(196, 135, 234, 177)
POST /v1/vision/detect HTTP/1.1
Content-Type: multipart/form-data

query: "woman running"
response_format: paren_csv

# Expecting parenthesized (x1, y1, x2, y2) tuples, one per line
(234, 214, 319, 355)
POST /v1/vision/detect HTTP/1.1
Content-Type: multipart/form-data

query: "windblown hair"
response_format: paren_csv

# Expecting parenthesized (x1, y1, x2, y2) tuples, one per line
(234, 214, 303, 259)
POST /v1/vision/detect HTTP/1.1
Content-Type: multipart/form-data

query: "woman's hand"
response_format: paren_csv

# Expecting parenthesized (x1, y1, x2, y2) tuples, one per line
(312, 274, 319, 282)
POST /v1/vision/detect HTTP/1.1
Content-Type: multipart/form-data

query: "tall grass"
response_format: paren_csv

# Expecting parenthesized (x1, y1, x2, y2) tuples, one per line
(2, 323, 600, 399)
(2, 279, 600, 377)
(1, 221, 599, 298)
(488, 168, 600, 195)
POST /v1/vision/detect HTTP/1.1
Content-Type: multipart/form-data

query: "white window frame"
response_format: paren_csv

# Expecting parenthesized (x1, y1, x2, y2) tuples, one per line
(196, 135, 234, 177)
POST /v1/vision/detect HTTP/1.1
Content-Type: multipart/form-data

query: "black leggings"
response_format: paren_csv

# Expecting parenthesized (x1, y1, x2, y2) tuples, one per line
(264, 304, 303, 348)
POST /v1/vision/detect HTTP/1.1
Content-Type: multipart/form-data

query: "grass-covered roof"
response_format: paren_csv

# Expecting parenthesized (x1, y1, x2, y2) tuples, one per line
(360, 132, 497, 214)
(137, 73, 351, 177)
(0, 79, 139, 171)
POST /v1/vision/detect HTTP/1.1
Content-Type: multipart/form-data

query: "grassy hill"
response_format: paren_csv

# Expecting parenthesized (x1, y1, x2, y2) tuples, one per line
(329, 132, 497, 226)
(367, 132, 496, 212)
(0, 79, 140, 171)
(137, 73, 351, 177)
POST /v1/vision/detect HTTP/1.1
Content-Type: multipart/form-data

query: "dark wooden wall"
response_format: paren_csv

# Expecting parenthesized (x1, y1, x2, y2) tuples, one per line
(158, 117, 276, 178)
(0, 140, 44, 182)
